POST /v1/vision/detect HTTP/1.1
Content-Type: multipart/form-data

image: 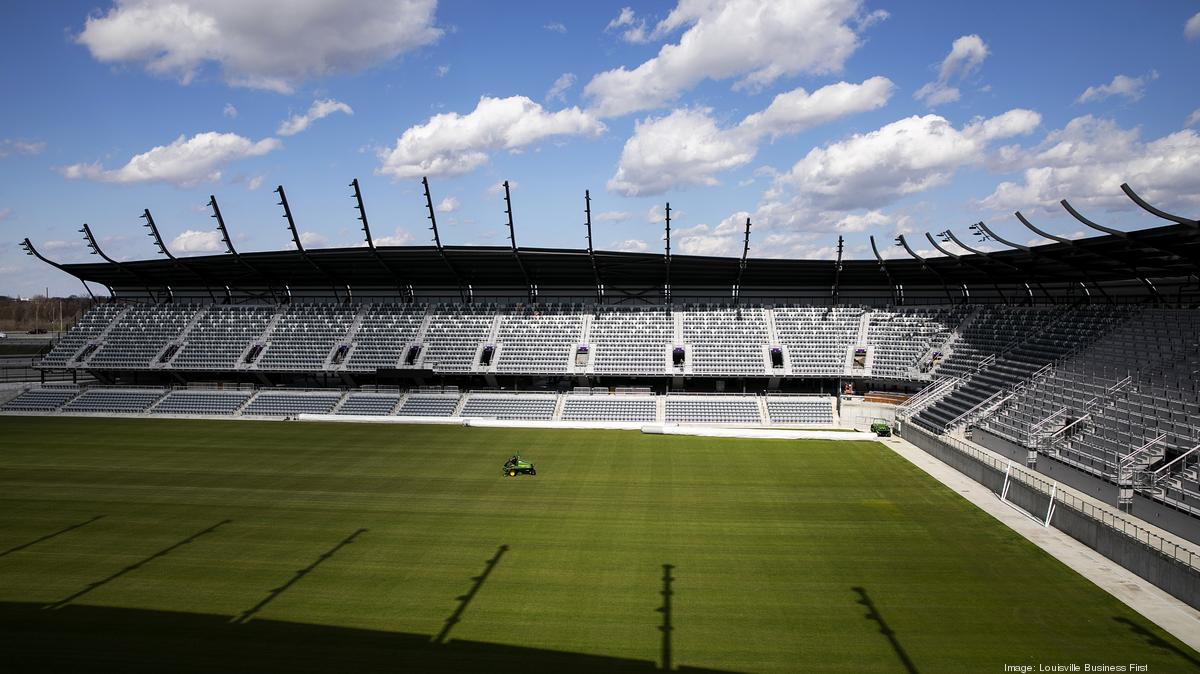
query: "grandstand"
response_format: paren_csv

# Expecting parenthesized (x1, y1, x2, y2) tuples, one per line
(10, 181, 1200, 523)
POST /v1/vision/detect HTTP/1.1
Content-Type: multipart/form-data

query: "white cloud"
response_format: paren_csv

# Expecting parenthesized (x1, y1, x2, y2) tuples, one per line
(606, 6, 649, 44)
(673, 212, 749, 256)
(544, 21, 567, 34)
(437, 196, 459, 213)
(0, 208, 12, 222)
(43, 240, 76, 252)
(377, 95, 605, 179)
(171, 229, 223, 253)
(436, 64, 450, 77)
(222, 102, 237, 118)
(834, 209, 891, 232)
(914, 34, 989, 107)
(546, 73, 576, 103)
(1187, 12, 1200, 40)
(1076, 71, 1158, 104)
(585, 0, 871, 117)
(980, 115, 1200, 214)
(595, 211, 631, 223)
(1187, 108, 1200, 128)
(60, 131, 280, 187)
(773, 109, 1040, 212)
(247, 174, 264, 191)
(76, 0, 440, 93)
(612, 238, 649, 252)
(608, 77, 893, 196)
(298, 231, 328, 247)
(277, 98, 353, 136)
(374, 228, 415, 246)
(487, 179, 518, 196)
(645, 204, 663, 224)
(0, 139, 46, 158)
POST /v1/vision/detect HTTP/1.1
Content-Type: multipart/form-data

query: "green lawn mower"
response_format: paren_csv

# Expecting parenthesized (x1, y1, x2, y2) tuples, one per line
(870, 419, 893, 437)
(503, 453, 536, 477)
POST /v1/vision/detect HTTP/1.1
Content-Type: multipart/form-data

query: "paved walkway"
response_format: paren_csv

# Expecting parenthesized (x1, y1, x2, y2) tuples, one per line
(882, 435, 1200, 655)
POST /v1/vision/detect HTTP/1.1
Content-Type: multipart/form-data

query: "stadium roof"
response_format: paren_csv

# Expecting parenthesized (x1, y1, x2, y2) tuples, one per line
(22, 183, 1200, 302)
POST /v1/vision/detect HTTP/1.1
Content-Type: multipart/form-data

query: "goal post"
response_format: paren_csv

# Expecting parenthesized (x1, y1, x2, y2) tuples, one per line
(999, 461, 1056, 528)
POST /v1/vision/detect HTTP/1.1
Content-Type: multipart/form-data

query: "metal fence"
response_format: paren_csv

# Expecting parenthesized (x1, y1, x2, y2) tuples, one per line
(904, 422, 1200, 573)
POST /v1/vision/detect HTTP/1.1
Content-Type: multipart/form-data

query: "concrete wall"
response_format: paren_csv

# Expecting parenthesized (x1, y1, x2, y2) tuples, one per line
(838, 397, 895, 430)
(974, 428, 1200, 545)
(901, 425, 1200, 612)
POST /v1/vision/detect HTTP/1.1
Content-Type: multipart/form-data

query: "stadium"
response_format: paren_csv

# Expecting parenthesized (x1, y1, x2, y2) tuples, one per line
(2, 175, 1199, 672)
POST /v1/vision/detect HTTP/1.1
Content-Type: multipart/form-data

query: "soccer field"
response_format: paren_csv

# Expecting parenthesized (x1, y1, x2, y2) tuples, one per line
(0, 417, 1196, 673)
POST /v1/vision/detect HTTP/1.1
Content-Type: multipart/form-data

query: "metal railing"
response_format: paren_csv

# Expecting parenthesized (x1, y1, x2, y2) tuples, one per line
(903, 422, 1200, 573)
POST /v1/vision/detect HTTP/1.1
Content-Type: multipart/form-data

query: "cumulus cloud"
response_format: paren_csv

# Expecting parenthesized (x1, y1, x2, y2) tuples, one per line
(437, 196, 459, 213)
(606, 6, 650, 44)
(544, 21, 567, 34)
(585, 0, 872, 117)
(608, 77, 894, 196)
(1187, 12, 1200, 40)
(374, 228, 415, 246)
(277, 98, 353, 136)
(171, 229, 223, 253)
(60, 131, 280, 187)
(247, 174, 264, 191)
(914, 34, 988, 107)
(595, 211, 631, 223)
(0, 139, 46, 158)
(222, 102, 237, 118)
(1076, 71, 1158, 104)
(436, 64, 450, 77)
(298, 231, 328, 247)
(673, 212, 749, 256)
(1187, 108, 1200, 128)
(612, 238, 649, 252)
(545, 73, 576, 103)
(376, 95, 605, 179)
(980, 115, 1200, 214)
(76, 0, 441, 93)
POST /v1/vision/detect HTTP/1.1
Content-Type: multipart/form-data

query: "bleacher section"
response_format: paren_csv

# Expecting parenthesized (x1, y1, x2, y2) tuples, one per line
(171, 305, 275, 370)
(665, 396, 761, 424)
(256, 305, 356, 370)
(421, 305, 495, 372)
(396, 393, 462, 417)
(1, 387, 81, 411)
(85, 304, 196, 369)
(494, 306, 584, 373)
(867, 307, 959, 379)
(591, 308, 672, 375)
(765, 396, 836, 425)
(561, 394, 657, 422)
(773, 307, 862, 376)
(36, 304, 124, 367)
(336, 392, 402, 416)
(243, 391, 343, 416)
(683, 307, 768, 375)
(61, 388, 166, 413)
(344, 304, 425, 371)
(459, 393, 557, 420)
(152, 390, 252, 415)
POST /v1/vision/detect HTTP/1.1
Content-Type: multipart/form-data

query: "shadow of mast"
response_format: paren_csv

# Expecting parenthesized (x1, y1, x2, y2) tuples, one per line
(433, 544, 509, 644)
(0, 515, 105, 558)
(232, 528, 368, 624)
(852, 586, 918, 674)
(659, 563, 674, 671)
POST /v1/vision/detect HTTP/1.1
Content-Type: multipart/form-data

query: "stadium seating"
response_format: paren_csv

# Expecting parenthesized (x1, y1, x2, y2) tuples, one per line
(256, 305, 356, 370)
(421, 304, 496, 372)
(590, 307, 673, 375)
(37, 304, 125, 367)
(344, 304, 426, 371)
(765, 396, 836, 425)
(395, 393, 462, 416)
(336, 392, 402, 415)
(773, 307, 862, 376)
(665, 396, 761, 424)
(683, 306, 769, 376)
(242, 391, 343, 416)
(61, 388, 167, 413)
(494, 305, 584, 373)
(561, 394, 657, 422)
(85, 305, 198, 369)
(1, 387, 82, 411)
(152, 389, 253, 415)
(459, 392, 557, 420)
(171, 305, 275, 370)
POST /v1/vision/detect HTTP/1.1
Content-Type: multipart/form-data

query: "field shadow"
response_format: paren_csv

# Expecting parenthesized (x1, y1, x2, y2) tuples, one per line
(44, 520, 232, 610)
(1113, 616, 1200, 668)
(659, 563, 674, 671)
(852, 586, 918, 674)
(233, 528, 368, 624)
(0, 515, 105, 558)
(434, 544, 508, 644)
(0, 601, 735, 673)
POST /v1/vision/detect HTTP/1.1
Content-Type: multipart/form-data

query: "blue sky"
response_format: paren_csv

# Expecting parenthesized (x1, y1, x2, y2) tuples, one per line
(1, 0, 1198, 297)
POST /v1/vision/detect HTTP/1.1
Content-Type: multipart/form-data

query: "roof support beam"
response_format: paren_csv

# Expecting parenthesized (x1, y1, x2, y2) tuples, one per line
(733, 218, 752, 305)
(20, 238, 101, 300)
(971, 221, 1062, 301)
(1060, 200, 1165, 301)
(584, 190, 603, 303)
(894, 234, 955, 304)
(1012, 212, 1110, 301)
(141, 209, 218, 303)
(422, 176, 469, 303)
(664, 203, 672, 305)
(1121, 183, 1198, 227)
(928, 231, 1006, 303)
(831, 235, 843, 306)
(277, 185, 344, 302)
(348, 179, 413, 301)
(503, 180, 535, 304)
(869, 236, 901, 305)
(944, 228, 1041, 303)
(208, 195, 280, 304)
(80, 223, 159, 302)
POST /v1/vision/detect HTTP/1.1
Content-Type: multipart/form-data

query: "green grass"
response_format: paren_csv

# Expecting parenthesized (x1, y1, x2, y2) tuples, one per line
(0, 416, 1196, 673)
